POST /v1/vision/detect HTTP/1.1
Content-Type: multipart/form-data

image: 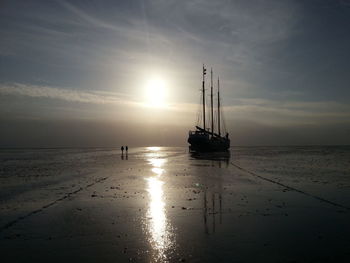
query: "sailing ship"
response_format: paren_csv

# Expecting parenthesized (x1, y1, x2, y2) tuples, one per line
(188, 65, 230, 152)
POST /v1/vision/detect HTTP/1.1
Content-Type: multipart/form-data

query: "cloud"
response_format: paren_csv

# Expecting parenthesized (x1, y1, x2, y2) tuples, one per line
(224, 98, 350, 125)
(0, 0, 302, 88)
(0, 83, 131, 105)
(0, 82, 199, 116)
(2, 82, 349, 128)
(58, 1, 126, 32)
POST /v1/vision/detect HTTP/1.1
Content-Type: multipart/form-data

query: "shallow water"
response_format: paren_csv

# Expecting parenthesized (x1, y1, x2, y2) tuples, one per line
(0, 146, 350, 262)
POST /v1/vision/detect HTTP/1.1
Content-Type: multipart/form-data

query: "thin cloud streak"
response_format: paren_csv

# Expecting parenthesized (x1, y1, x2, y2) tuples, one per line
(0, 83, 197, 114)
(225, 99, 350, 125)
(0, 83, 130, 105)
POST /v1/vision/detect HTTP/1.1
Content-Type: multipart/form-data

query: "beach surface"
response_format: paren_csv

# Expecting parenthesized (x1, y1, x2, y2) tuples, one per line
(1, 146, 350, 262)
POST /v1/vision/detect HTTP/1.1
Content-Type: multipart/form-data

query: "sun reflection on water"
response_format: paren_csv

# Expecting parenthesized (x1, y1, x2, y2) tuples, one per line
(144, 147, 175, 262)
(147, 146, 161, 152)
(148, 158, 166, 168)
(151, 167, 164, 176)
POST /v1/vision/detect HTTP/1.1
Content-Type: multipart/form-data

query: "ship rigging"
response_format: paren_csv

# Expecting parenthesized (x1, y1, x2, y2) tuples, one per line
(188, 65, 230, 152)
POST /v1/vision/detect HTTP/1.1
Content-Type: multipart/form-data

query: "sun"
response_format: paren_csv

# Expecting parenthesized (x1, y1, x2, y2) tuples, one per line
(144, 77, 167, 108)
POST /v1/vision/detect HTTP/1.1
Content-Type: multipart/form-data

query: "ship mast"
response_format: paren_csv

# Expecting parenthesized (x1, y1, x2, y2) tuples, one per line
(217, 77, 221, 136)
(210, 68, 214, 136)
(202, 65, 206, 131)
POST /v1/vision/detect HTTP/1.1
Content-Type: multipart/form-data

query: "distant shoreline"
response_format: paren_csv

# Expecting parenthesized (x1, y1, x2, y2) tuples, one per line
(0, 145, 349, 150)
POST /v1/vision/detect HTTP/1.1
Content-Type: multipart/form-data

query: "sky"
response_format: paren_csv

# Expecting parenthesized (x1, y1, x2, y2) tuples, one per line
(1, 0, 350, 147)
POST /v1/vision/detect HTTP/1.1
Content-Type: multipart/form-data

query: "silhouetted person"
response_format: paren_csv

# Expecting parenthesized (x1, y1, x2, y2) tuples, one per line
(121, 146, 124, 154)
(125, 146, 128, 153)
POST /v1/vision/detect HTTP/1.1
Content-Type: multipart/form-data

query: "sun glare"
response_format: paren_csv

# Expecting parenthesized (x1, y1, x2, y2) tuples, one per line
(144, 77, 168, 108)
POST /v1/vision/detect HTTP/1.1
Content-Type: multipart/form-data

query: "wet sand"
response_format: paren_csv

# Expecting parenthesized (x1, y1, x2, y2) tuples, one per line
(1, 146, 350, 262)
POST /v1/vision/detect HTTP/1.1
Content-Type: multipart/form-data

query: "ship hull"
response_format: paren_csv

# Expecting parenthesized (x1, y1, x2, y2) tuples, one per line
(188, 132, 230, 152)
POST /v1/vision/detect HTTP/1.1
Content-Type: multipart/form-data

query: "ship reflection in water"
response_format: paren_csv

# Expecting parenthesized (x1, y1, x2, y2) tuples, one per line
(190, 151, 231, 167)
(190, 151, 230, 235)
(144, 147, 175, 262)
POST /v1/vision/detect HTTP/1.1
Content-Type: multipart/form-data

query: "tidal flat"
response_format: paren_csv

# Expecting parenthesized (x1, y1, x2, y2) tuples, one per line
(1, 146, 350, 262)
